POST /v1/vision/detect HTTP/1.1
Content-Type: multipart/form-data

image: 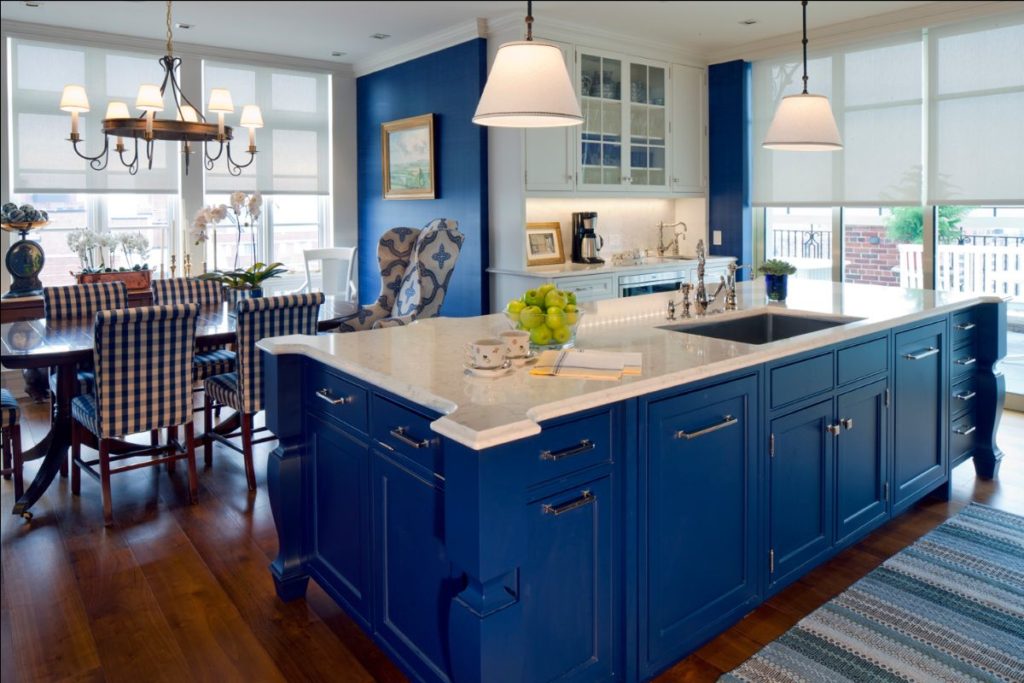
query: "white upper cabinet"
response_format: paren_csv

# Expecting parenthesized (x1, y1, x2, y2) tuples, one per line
(670, 63, 706, 193)
(524, 40, 576, 192)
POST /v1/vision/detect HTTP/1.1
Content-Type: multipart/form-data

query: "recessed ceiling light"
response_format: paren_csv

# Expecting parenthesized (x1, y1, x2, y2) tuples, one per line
(331, 51, 347, 57)
(175, 22, 194, 29)
(739, 19, 758, 25)
(371, 33, 391, 40)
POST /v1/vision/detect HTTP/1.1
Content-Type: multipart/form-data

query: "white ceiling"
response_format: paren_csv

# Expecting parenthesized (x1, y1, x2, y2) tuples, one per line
(0, 1, 946, 65)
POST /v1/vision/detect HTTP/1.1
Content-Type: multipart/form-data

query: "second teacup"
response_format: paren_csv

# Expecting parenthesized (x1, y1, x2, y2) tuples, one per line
(500, 329, 531, 358)
(465, 338, 506, 369)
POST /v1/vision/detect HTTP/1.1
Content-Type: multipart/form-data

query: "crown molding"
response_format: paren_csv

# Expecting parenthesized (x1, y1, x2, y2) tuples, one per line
(0, 19, 355, 75)
(353, 19, 486, 77)
(708, 0, 1024, 64)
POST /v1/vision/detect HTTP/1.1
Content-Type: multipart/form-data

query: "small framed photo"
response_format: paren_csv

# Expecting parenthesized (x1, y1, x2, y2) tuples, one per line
(381, 113, 435, 200)
(525, 222, 565, 266)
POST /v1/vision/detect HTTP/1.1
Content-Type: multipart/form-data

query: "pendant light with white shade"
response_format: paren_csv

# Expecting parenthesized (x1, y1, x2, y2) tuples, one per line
(473, 1, 583, 128)
(762, 1, 843, 151)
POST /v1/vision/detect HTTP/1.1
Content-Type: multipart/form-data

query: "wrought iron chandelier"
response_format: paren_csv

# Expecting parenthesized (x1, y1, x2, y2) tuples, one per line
(59, 0, 263, 175)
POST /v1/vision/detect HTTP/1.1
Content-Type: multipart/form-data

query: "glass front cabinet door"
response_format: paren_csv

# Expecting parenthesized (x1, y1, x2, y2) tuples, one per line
(578, 49, 669, 191)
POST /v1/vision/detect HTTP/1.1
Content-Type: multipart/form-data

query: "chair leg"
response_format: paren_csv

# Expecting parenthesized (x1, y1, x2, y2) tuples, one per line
(203, 393, 213, 468)
(151, 429, 159, 447)
(99, 438, 113, 527)
(2, 427, 11, 479)
(184, 422, 198, 505)
(71, 420, 81, 496)
(11, 424, 23, 501)
(241, 412, 256, 492)
(53, 392, 69, 479)
(166, 426, 177, 475)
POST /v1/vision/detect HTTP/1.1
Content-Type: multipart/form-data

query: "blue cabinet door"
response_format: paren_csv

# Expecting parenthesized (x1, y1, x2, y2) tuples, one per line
(835, 379, 889, 546)
(893, 321, 947, 510)
(308, 415, 372, 628)
(769, 399, 834, 590)
(519, 476, 615, 682)
(643, 374, 759, 675)
(372, 449, 459, 683)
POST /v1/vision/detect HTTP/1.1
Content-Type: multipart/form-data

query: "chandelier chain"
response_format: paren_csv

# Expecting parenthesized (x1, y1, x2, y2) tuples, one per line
(166, 0, 174, 57)
(801, 0, 809, 94)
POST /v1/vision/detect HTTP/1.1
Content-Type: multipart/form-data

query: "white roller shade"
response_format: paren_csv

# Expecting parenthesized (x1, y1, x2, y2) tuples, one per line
(9, 38, 178, 193)
(203, 60, 330, 195)
(927, 16, 1024, 205)
(752, 34, 923, 207)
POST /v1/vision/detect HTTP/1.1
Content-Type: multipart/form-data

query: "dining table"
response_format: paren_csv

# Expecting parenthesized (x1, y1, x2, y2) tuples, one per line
(0, 297, 348, 518)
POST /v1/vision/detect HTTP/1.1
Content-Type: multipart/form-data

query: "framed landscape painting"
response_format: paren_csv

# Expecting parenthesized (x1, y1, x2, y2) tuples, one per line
(381, 113, 435, 200)
(525, 222, 566, 266)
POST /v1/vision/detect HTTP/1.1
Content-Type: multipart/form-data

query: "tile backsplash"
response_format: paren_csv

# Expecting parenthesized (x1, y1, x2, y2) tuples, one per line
(524, 197, 707, 261)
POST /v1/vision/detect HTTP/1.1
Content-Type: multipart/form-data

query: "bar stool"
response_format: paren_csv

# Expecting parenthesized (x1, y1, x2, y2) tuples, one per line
(1, 388, 24, 499)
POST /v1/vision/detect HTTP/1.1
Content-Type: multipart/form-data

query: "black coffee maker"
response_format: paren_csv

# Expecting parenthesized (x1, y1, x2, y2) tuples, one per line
(571, 211, 604, 264)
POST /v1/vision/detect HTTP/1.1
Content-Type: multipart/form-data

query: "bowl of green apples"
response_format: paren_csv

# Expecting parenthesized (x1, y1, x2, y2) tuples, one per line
(504, 283, 584, 350)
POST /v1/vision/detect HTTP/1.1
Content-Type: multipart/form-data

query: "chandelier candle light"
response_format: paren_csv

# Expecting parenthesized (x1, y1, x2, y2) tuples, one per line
(59, 0, 263, 175)
(762, 0, 843, 151)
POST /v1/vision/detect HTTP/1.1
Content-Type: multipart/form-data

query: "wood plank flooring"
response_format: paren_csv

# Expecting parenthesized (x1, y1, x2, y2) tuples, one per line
(2, 401, 1022, 683)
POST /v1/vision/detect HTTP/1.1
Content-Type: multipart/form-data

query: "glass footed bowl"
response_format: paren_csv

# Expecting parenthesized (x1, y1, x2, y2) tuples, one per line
(504, 308, 585, 351)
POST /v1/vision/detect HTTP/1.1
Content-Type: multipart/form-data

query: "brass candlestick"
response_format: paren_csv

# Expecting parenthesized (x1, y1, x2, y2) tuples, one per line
(184, 254, 192, 278)
(170, 254, 177, 279)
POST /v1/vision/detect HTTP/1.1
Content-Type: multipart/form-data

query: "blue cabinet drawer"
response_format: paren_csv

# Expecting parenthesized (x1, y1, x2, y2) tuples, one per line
(306, 366, 369, 434)
(951, 374, 978, 418)
(951, 344, 978, 378)
(950, 413, 977, 464)
(528, 411, 613, 488)
(951, 309, 978, 349)
(371, 396, 441, 478)
(836, 336, 888, 386)
(770, 351, 834, 409)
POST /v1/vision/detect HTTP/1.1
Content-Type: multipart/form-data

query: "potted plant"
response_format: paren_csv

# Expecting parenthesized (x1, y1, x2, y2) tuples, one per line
(758, 259, 797, 301)
(199, 261, 288, 309)
(67, 228, 152, 292)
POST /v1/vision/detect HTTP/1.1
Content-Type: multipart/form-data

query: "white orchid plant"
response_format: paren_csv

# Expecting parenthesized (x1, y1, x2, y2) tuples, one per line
(191, 191, 263, 270)
(66, 228, 150, 273)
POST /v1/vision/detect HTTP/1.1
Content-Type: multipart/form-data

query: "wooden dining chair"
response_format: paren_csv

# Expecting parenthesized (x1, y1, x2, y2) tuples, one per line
(1, 388, 24, 500)
(70, 304, 201, 526)
(298, 247, 357, 302)
(203, 293, 324, 491)
(152, 277, 236, 385)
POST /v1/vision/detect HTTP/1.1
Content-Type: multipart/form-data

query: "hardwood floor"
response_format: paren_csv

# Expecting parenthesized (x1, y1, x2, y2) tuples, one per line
(2, 401, 1022, 683)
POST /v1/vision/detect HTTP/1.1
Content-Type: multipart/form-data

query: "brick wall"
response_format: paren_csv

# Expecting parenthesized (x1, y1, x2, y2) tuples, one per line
(843, 224, 901, 286)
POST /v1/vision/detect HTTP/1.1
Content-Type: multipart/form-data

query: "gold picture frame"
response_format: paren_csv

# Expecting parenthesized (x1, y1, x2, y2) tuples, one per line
(525, 222, 566, 266)
(381, 113, 436, 200)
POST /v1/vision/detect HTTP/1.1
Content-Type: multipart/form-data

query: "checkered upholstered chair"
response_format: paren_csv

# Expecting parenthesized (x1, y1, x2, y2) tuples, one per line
(204, 293, 324, 491)
(1, 389, 24, 500)
(332, 218, 464, 332)
(70, 304, 201, 526)
(152, 277, 236, 384)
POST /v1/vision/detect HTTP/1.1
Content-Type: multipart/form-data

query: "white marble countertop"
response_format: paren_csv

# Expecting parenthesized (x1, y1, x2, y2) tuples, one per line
(487, 255, 735, 279)
(258, 280, 1004, 450)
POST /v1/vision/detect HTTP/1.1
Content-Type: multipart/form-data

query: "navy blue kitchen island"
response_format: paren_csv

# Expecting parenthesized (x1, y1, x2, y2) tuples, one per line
(258, 282, 1006, 682)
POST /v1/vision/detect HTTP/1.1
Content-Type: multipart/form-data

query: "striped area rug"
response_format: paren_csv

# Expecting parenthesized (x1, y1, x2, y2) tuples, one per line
(722, 503, 1024, 682)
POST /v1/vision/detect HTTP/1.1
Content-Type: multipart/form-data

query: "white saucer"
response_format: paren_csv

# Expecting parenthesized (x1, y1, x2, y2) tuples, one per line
(508, 352, 538, 367)
(464, 361, 513, 378)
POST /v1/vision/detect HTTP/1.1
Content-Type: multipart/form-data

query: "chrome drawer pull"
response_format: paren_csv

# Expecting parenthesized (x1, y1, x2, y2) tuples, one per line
(955, 322, 976, 331)
(317, 388, 354, 405)
(541, 439, 595, 461)
(903, 347, 939, 360)
(826, 424, 842, 436)
(542, 490, 595, 516)
(674, 415, 738, 440)
(955, 356, 976, 366)
(954, 425, 976, 436)
(955, 390, 976, 401)
(389, 427, 431, 449)
(840, 418, 855, 431)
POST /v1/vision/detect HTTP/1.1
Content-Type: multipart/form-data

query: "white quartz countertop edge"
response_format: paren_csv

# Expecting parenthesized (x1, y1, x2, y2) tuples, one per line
(487, 256, 734, 279)
(258, 292, 1005, 451)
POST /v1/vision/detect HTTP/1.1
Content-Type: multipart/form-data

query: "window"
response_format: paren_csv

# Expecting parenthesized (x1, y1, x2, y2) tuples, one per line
(764, 207, 833, 281)
(842, 207, 921, 288)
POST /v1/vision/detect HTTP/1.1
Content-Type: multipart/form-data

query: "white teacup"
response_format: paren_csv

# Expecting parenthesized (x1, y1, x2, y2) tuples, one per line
(465, 338, 506, 369)
(500, 329, 531, 358)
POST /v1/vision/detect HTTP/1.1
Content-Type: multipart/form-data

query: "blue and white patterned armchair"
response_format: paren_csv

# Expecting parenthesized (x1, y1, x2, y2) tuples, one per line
(332, 218, 464, 332)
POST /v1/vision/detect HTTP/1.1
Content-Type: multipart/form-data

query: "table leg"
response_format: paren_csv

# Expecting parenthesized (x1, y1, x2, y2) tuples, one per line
(12, 363, 75, 518)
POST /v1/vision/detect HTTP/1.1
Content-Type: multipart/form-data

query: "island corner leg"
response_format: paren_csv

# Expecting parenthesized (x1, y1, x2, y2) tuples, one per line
(973, 301, 1007, 481)
(267, 440, 310, 601)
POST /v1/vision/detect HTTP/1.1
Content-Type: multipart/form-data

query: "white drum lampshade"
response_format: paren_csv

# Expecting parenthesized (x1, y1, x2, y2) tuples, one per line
(473, 41, 583, 128)
(762, 93, 843, 151)
(60, 85, 90, 112)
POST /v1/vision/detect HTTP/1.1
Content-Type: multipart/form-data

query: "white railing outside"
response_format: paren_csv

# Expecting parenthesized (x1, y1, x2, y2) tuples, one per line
(897, 244, 1023, 300)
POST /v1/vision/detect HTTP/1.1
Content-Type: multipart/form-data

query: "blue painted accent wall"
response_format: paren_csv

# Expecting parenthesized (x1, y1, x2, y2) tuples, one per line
(708, 60, 752, 277)
(356, 38, 489, 316)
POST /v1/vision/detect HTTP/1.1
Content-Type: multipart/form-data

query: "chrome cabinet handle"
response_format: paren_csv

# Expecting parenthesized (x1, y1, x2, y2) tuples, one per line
(903, 347, 939, 360)
(954, 424, 976, 436)
(955, 356, 976, 366)
(954, 322, 976, 331)
(955, 390, 976, 401)
(542, 490, 595, 516)
(317, 388, 354, 405)
(840, 418, 854, 431)
(389, 427, 431, 449)
(826, 424, 842, 436)
(674, 415, 738, 440)
(541, 439, 595, 462)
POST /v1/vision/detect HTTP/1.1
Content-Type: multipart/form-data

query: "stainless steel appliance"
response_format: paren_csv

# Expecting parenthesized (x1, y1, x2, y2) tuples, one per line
(618, 268, 691, 297)
(571, 211, 604, 264)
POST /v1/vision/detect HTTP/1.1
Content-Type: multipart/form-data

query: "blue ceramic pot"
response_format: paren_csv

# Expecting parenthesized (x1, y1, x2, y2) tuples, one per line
(765, 273, 788, 301)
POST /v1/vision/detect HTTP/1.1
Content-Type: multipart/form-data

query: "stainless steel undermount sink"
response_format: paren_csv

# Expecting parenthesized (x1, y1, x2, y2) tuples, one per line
(661, 311, 862, 345)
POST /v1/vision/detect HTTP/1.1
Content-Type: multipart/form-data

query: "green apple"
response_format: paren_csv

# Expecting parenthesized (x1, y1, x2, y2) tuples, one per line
(566, 291, 577, 306)
(546, 307, 566, 330)
(519, 305, 544, 329)
(537, 282, 556, 296)
(530, 324, 553, 346)
(544, 290, 567, 310)
(564, 304, 579, 325)
(524, 289, 544, 307)
(506, 299, 526, 322)
(552, 326, 571, 344)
